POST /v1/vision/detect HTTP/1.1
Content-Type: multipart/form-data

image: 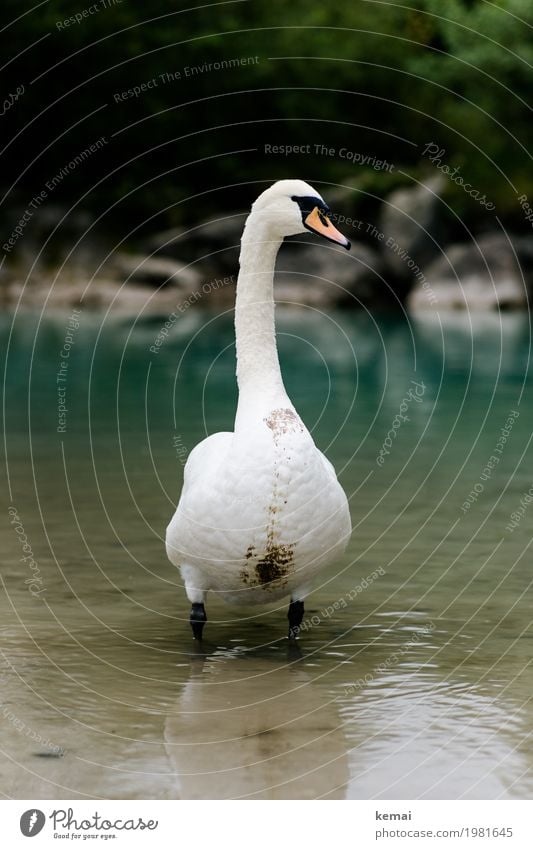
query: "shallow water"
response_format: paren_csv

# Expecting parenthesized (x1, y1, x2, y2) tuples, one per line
(1, 307, 532, 799)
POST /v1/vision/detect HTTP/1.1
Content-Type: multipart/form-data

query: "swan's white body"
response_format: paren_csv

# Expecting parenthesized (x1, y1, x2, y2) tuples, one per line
(166, 180, 352, 614)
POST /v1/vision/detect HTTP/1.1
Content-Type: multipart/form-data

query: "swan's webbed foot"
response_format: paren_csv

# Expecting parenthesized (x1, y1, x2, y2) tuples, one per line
(190, 602, 207, 640)
(288, 599, 304, 639)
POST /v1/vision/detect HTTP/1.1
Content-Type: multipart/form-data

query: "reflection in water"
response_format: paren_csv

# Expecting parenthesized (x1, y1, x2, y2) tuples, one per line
(1, 308, 532, 799)
(165, 649, 349, 799)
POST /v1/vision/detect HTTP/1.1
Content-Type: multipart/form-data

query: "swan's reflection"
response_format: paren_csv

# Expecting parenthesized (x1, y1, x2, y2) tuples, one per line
(164, 647, 349, 799)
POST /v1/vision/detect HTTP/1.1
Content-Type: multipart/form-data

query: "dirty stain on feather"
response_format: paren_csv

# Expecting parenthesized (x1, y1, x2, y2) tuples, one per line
(264, 408, 303, 440)
(241, 541, 295, 589)
(240, 407, 301, 591)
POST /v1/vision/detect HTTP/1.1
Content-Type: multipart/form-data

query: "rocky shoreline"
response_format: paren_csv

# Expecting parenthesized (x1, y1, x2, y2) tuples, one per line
(2, 178, 533, 315)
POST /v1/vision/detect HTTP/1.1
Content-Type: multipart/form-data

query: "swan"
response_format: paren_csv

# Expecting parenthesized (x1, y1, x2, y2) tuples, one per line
(166, 180, 352, 640)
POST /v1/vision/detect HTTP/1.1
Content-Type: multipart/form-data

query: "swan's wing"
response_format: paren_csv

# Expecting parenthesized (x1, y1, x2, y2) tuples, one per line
(166, 431, 234, 566)
(182, 431, 233, 487)
(317, 448, 338, 479)
(317, 449, 352, 546)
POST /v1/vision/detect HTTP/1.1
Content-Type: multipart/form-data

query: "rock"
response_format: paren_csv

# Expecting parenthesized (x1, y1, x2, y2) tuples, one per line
(145, 214, 389, 307)
(7, 204, 106, 273)
(110, 252, 201, 290)
(144, 215, 246, 274)
(379, 175, 447, 278)
(274, 237, 386, 308)
(512, 234, 533, 277)
(4, 275, 195, 315)
(407, 233, 530, 311)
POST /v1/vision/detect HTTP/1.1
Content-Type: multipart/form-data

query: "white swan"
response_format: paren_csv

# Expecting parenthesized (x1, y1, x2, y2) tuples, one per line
(166, 180, 352, 639)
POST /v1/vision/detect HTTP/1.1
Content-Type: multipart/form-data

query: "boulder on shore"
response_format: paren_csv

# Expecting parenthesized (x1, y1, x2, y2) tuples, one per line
(110, 252, 201, 290)
(145, 217, 390, 308)
(143, 215, 245, 275)
(379, 175, 447, 279)
(407, 233, 532, 311)
(274, 237, 387, 308)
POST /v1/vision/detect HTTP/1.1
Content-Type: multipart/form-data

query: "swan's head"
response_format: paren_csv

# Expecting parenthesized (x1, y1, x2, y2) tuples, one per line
(249, 179, 351, 249)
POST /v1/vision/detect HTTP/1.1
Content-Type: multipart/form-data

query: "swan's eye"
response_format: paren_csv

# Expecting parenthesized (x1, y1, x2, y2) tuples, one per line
(290, 194, 350, 249)
(291, 195, 329, 218)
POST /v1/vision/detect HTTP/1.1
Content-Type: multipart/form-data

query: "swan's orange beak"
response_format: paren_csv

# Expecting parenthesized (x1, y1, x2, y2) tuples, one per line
(304, 207, 351, 250)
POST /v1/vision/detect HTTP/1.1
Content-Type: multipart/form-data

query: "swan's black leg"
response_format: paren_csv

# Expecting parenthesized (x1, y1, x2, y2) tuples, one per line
(190, 602, 207, 640)
(288, 599, 304, 639)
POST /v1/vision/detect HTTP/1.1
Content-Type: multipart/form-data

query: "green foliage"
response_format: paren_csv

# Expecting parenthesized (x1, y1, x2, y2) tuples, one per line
(407, 1, 533, 202)
(0, 0, 531, 234)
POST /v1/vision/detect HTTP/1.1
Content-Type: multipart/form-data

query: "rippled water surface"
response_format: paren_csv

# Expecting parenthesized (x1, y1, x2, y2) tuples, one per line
(1, 308, 532, 799)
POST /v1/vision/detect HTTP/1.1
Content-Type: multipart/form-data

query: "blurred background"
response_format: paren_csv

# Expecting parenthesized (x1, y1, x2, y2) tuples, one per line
(1, 0, 533, 310)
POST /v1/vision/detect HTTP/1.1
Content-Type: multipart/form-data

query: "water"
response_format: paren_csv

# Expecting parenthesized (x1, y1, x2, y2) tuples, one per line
(1, 306, 532, 799)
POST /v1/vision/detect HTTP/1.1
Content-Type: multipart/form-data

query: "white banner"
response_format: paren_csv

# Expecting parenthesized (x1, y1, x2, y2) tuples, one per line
(2, 799, 532, 848)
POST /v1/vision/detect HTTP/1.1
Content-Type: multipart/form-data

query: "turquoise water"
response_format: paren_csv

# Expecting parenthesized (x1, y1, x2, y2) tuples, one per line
(1, 307, 532, 799)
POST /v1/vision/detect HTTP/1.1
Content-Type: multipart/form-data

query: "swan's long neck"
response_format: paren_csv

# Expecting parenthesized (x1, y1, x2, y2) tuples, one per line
(234, 213, 288, 421)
